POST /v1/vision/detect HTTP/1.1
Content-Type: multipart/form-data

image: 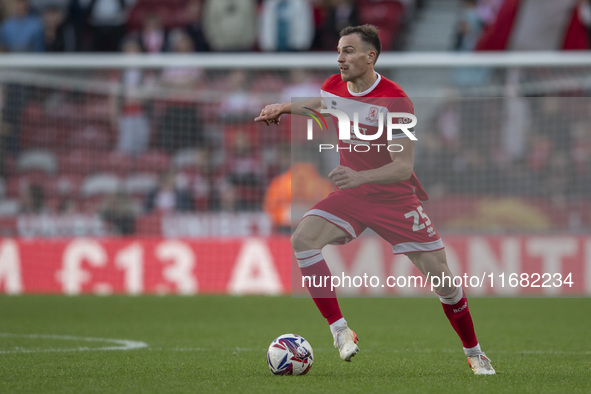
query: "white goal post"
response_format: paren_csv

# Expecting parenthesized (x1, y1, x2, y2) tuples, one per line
(0, 51, 591, 69)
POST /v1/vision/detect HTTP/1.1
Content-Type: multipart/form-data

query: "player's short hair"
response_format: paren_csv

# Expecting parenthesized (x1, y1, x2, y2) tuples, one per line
(339, 24, 381, 63)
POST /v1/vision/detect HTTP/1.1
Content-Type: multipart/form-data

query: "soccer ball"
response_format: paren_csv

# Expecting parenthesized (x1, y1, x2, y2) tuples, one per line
(266, 334, 314, 375)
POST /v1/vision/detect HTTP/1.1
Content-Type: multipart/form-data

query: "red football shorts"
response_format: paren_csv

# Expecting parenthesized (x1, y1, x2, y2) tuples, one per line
(303, 190, 444, 254)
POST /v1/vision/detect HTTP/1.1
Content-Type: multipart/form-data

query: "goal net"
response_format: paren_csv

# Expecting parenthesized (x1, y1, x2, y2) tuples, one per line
(0, 52, 589, 295)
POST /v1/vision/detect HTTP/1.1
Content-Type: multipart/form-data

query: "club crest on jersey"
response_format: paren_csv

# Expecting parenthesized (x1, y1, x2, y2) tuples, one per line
(366, 106, 379, 123)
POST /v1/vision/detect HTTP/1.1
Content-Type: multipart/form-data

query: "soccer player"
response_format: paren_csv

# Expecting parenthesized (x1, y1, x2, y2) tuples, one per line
(255, 24, 495, 375)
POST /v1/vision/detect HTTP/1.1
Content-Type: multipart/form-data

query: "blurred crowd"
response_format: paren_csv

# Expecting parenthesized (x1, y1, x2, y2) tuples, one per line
(0, 64, 325, 235)
(0, 0, 590, 236)
(2, 0, 588, 55)
(454, 0, 591, 53)
(453, 0, 503, 52)
(4, 74, 590, 235)
(0, 0, 420, 54)
(417, 96, 591, 206)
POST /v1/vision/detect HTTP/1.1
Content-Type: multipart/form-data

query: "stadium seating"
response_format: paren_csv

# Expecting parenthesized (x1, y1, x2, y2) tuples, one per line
(67, 124, 113, 151)
(172, 148, 202, 170)
(124, 173, 159, 197)
(134, 150, 171, 173)
(81, 173, 122, 198)
(127, 0, 191, 32)
(17, 149, 58, 175)
(43, 174, 83, 199)
(0, 199, 19, 217)
(97, 152, 136, 176)
(58, 149, 104, 176)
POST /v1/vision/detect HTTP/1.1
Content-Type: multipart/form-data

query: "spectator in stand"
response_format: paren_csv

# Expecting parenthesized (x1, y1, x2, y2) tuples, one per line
(202, 0, 256, 51)
(219, 69, 261, 122)
(280, 69, 321, 103)
(263, 165, 293, 234)
(568, 118, 591, 229)
(476, 0, 503, 27)
(176, 148, 212, 211)
(160, 29, 204, 83)
(264, 141, 291, 182)
(534, 97, 571, 154)
(314, 0, 359, 51)
(220, 131, 265, 211)
(581, 162, 591, 202)
(571, 121, 591, 178)
(581, 0, 591, 44)
(526, 132, 553, 181)
(65, 0, 86, 49)
(451, 148, 501, 195)
(29, 0, 69, 13)
(182, 0, 210, 52)
(454, 0, 483, 51)
(433, 97, 461, 152)
(58, 196, 80, 214)
(0, 0, 43, 161)
(158, 29, 205, 152)
(264, 162, 333, 234)
(541, 151, 577, 206)
(144, 170, 194, 213)
(414, 129, 451, 199)
(213, 177, 237, 212)
(42, 4, 77, 52)
(19, 184, 46, 214)
(258, 0, 315, 52)
(502, 158, 540, 197)
(136, 12, 167, 54)
(452, 0, 491, 86)
(79, 0, 134, 52)
(110, 35, 155, 156)
(100, 191, 136, 234)
(0, 0, 43, 52)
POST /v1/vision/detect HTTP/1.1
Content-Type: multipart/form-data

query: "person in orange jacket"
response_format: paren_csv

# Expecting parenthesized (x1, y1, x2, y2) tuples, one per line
(264, 162, 333, 234)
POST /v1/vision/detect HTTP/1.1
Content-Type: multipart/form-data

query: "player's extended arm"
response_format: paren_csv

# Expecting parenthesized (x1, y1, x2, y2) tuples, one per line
(254, 97, 324, 126)
(328, 138, 415, 189)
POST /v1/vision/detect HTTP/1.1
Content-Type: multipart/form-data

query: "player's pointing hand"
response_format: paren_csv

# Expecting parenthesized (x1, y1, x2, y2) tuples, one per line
(255, 103, 286, 126)
(328, 165, 366, 189)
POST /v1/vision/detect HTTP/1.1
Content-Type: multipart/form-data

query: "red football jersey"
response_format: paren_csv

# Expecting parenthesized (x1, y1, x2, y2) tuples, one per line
(320, 73, 428, 200)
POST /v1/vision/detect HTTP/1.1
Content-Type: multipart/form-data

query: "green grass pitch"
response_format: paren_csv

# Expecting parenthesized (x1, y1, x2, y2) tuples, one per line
(0, 296, 589, 393)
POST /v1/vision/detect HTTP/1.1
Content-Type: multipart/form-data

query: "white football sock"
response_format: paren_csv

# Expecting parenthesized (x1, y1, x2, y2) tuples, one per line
(464, 343, 483, 357)
(329, 317, 348, 337)
(438, 286, 463, 305)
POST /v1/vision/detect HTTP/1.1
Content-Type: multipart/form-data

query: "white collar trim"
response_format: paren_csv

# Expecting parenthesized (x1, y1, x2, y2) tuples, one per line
(347, 72, 381, 96)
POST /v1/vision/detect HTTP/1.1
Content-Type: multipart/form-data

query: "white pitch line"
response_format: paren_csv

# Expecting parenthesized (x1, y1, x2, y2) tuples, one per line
(148, 347, 261, 352)
(2, 335, 588, 356)
(0, 333, 148, 354)
(147, 347, 591, 355)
